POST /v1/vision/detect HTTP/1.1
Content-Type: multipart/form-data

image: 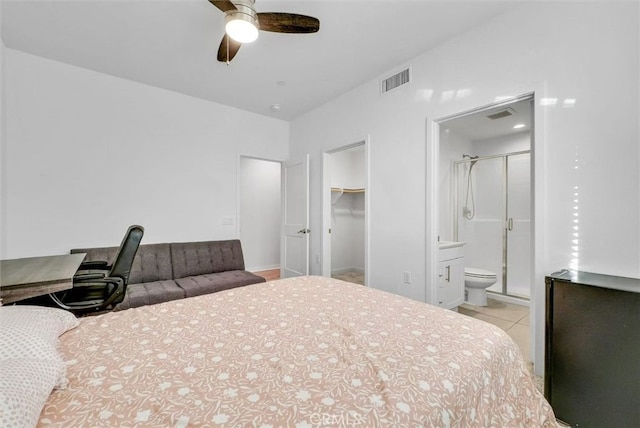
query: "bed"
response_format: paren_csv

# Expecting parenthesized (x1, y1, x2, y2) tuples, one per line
(3, 276, 557, 426)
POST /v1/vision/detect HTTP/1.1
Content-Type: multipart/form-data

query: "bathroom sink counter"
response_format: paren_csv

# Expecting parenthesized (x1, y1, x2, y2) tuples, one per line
(439, 241, 466, 249)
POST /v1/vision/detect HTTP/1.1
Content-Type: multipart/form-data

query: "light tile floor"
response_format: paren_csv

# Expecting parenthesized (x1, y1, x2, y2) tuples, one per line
(458, 298, 531, 362)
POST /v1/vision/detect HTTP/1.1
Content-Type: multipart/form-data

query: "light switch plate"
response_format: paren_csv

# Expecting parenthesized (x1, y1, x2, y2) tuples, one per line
(403, 271, 412, 284)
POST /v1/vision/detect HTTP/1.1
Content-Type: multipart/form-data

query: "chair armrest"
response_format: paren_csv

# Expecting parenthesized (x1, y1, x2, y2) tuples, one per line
(51, 276, 125, 312)
(72, 276, 122, 288)
(74, 276, 125, 308)
(73, 272, 107, 281)
(78, 260, 110, 270)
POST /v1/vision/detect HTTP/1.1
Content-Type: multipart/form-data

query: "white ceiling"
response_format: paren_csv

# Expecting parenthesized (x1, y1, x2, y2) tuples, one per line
(1, 0, 517, 120)
(442, 98, 532, 141)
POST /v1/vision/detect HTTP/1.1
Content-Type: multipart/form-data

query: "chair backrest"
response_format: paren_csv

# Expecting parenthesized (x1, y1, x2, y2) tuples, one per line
(108, 225, 144, 284)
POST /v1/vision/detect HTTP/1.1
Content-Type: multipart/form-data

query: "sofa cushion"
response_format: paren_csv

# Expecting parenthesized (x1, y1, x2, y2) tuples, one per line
(72, 243, 173, 284)
(174, 271, 265, 298)
(114, 280, 185, 311)
(170, 240, 246, 279)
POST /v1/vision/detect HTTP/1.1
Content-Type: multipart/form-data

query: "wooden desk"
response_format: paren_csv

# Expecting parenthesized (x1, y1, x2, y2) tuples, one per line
(0, 254, 86, 304)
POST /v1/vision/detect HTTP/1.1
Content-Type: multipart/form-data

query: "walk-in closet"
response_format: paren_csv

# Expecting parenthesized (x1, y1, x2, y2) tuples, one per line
(329, 145, 365, 285)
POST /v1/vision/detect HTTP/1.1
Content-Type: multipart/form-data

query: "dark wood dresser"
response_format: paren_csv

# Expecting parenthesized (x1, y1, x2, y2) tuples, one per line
(545, 270, 640, 427)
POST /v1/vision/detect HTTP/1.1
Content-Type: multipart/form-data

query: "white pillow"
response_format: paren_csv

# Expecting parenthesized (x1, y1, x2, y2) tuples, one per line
(0, 359, 67, 427)
(0, 305, 79, 342)
(0, 306, 79, 427)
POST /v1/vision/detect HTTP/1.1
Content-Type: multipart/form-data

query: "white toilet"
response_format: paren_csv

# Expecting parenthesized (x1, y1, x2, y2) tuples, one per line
(464, 268, 497, 306)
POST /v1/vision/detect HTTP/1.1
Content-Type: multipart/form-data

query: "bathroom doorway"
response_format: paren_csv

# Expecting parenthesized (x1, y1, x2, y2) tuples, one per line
(439, 97, 533, 302)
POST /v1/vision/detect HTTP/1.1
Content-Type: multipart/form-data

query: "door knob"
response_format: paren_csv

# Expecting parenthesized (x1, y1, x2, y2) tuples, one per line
(297, 228, 310, 234)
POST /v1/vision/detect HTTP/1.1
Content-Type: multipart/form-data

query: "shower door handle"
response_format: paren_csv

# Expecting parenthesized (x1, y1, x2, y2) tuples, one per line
(507, 218, 514, 231)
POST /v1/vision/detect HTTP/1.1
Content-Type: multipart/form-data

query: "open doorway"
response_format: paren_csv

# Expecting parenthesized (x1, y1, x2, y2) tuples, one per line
(430, 90, 549, 374)
(430, 93, 537, 363)
(439, 97, 533, 304)
(322, 141, 369, 286)
(239, 156, 281, 278)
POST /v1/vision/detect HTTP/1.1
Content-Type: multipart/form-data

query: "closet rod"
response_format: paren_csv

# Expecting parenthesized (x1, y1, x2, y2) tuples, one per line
(331, 187, 365, 193)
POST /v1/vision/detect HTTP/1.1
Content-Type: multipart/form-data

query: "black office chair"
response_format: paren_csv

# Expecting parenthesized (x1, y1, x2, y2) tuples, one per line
(50, 225, 144, 313)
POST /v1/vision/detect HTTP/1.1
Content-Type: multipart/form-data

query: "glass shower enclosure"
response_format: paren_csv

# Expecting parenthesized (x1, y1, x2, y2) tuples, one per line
(453, 151, 531, 299)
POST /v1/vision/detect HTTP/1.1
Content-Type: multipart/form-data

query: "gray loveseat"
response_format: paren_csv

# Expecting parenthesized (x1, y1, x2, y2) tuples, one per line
(71, 240, 266, 311)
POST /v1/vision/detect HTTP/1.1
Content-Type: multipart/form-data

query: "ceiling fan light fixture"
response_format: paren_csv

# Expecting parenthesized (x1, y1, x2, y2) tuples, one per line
(210, 0, 319, 63)
(225, 8, 259, 44)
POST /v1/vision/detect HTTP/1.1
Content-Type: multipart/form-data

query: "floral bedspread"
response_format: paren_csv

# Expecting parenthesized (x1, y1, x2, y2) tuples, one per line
(39, 276, 556, 427)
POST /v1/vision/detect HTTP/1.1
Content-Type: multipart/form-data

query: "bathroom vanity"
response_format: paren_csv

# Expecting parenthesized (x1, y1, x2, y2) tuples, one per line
(437, 241, 465, 309)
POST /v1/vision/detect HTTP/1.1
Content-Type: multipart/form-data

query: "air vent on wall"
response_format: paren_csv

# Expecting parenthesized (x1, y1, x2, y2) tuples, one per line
(381, 67, 411, 94)
(486, 107, 516, 120)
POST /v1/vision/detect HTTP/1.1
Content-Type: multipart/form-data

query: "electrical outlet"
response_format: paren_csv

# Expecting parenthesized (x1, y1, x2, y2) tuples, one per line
(222, 217, 234, 226)
(403, 271, 412, 284)
(315, 254, 320, 263)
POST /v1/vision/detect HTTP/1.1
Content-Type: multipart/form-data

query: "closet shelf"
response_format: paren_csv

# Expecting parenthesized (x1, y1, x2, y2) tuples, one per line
(331, 187, 365, 204)
(331, 187, 365, 193)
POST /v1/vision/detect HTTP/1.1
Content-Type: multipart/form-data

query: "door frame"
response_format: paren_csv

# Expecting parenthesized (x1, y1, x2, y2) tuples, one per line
(321, 137, 371, 286)
(427, 90, 548, 372)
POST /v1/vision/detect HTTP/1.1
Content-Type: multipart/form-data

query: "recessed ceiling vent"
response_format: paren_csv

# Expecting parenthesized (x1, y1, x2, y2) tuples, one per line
(381, 67, 411, 94)
(486, 107, 516, 120)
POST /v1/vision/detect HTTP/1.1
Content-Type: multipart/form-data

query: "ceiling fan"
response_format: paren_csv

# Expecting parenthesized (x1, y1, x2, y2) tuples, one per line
(208, 0, 320, 63)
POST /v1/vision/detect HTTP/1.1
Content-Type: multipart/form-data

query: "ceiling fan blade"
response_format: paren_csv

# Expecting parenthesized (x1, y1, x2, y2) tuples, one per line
(208, 0, 237, 13)
(257, 13, 320, 34)
(217, 34, 242, 63)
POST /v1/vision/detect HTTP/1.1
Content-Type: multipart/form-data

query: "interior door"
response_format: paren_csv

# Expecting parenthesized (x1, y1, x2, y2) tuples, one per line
(281, 154, 310, 278)
(321, 152, 332, 277)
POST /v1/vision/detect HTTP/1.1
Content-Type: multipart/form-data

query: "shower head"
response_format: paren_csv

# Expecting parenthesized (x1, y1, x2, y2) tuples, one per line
(463, 154, 479, 170)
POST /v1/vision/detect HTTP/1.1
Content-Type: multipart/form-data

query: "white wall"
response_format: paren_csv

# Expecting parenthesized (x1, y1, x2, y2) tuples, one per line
(239, 157, 281, 271)
(330, 147, 365, 189)
(3, 49, 289, 258)
(290, 2, 639, 372)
